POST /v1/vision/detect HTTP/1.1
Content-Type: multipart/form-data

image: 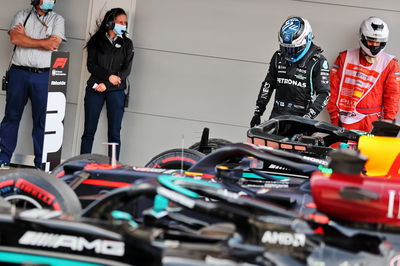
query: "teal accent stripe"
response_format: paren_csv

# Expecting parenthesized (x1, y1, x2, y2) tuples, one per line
(111, 210, 138, 227)
(309, 61, 318, 96)
(158, 175, 221, 199)
(153, 194, 169, 213)
(0, 251, 103, 266)
(242, 172, 288, 180)
(395, 72, 400, 75)
(332, 64, 339, 68)
(350, 129, 372, 136)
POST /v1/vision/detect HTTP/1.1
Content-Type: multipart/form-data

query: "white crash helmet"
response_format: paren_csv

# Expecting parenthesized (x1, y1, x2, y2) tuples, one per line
(359, 17, 389, 57)
(278, 17, 313, 63)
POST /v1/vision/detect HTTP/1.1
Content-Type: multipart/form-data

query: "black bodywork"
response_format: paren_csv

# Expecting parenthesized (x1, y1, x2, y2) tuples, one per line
(247, 115, 364, 158)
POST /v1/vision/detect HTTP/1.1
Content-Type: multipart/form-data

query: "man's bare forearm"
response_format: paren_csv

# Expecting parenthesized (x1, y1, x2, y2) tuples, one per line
(10, 31, 61, 51)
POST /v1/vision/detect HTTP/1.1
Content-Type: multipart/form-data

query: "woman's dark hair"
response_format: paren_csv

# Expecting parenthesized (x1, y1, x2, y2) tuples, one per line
(85, 8, 127, 50)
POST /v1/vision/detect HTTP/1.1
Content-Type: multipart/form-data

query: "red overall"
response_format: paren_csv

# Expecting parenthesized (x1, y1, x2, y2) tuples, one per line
(328, 48, 400, 132)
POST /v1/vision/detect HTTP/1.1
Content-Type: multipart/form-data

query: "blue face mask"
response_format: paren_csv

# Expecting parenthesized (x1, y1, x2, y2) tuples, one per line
(40, 0, 55, 11)
(113, 23, 127, 36)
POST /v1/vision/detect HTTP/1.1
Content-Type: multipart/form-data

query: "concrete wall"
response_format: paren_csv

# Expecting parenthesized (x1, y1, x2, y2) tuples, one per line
(0, 0, 136, 166)
(125, 0, 400, 165)
(0, 0, 399, 167)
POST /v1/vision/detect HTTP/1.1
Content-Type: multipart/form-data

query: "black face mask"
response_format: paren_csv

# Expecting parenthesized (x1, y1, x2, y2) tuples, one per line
(368, 45, 386, 56)
(361, 36, 386, 56)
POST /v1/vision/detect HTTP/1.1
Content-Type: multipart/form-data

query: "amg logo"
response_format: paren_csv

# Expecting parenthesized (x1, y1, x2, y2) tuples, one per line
(277, 78, 306, 88)
(261, 231, 306, 247)
(51, 81, 66, 86)
(268, 164, 287, 170)
(19, 231, 125, 257)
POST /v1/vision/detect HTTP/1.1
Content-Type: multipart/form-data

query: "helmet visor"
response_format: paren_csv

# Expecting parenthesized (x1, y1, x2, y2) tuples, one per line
(361, 34, 387, 56)
(364, 35, 388, 44)
(280, 43, 306, 60)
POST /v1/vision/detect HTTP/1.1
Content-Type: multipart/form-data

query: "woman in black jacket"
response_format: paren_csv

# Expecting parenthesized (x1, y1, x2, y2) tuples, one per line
(80, 8, 134, 160)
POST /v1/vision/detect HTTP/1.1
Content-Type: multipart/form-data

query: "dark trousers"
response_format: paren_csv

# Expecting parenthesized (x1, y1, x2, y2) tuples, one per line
(0, 66, 49, 165)
(270, 105, 307, 119)
(80, 87, 125, 160)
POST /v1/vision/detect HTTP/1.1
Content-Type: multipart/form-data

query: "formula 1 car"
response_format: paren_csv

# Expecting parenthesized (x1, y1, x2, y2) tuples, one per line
(0, 133, 396, 217)
(0, 141, 322, 215)
(0, 120, 398, 264)
(1, 165, 400, 266)
(147, 116, 399, 171)
(247, 115, 399, 159)
(0, 125, 398, 214)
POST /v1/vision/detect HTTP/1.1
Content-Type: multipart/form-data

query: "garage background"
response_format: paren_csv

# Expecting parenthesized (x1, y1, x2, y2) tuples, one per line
(0, 0, 399, 166)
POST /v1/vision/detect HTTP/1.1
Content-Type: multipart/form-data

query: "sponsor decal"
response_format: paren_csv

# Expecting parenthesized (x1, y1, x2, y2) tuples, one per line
(51, 69, 67, 77)
(43, 92, 66, 171)
(387, 190, 400, 219)
(51, 81, 66, 86)
(43, 52, 69, 171)
(261, 231, 306, 247)
(260, 82, 270, 99)
(295, 74, 306, 80)
(322, 60, 329, 69)
(52, 58, 68, 69)
(268, 164, 288, 170)
(297, 68, 307, 74)
(277, 78, 306, 88)
(133, 167, 177, 174)
(15, 178, 55, 205)
(320, 71, 330, 76)
(19, 231, 125, 257)
(323, 96, 330, 108)
(262, 182, 289, 188)
(262, 82, 270, 92)
(355, 72, 368, 79)
(308, 108, 317, 117)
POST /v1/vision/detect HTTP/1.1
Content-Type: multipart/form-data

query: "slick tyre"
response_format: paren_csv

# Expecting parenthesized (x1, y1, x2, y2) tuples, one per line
(145, 148, 205, 170)
(0, 169, 81, 216)
(189, 138, 232, 155)
(52, 153, 111, 177)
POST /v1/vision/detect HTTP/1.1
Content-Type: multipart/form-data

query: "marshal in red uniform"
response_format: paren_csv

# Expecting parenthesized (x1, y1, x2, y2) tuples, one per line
(327, 17, 400, 132)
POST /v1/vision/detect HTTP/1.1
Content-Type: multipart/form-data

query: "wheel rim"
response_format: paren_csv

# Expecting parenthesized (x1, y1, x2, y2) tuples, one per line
(4, 195, 43, 209)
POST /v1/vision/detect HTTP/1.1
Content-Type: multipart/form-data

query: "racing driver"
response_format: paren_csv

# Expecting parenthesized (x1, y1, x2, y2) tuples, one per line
(327, 17, 400, 132)
(250, 16, 330, 127)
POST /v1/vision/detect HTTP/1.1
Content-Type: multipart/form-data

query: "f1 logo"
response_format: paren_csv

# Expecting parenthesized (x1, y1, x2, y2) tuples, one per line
(52, 58, 68, 69)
